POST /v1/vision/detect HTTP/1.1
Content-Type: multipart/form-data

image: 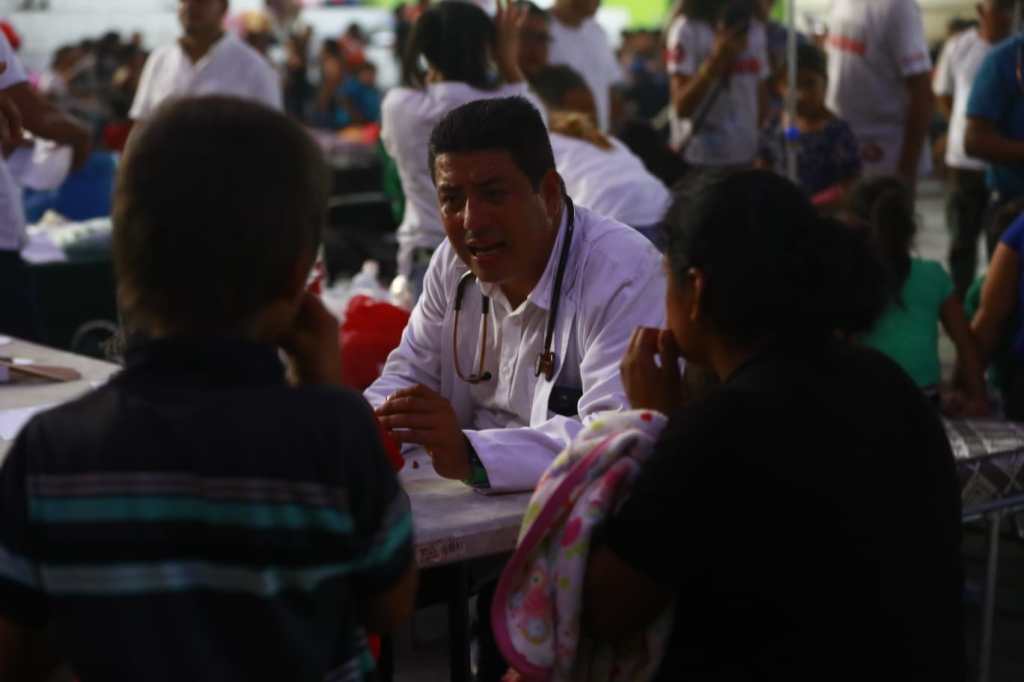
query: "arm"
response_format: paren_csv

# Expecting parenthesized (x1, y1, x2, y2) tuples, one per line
(896, 73, 933, 186)
(670, 32, 745, 119)
(494, 0, 526, 84)
(965, 117, 1024, 164)
(936, 95, 953, 121)
(971, 242, 1020, 361)
(363, 560, 417, 632)
(940, 295, 989, 415)
(364, 247, 448, 408)
(583, 546, 672, 642)
(4, 82, 90, 170)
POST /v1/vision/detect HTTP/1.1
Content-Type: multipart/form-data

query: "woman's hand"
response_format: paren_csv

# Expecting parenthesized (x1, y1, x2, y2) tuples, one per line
(620, 327, 686, 413)
(494, 0, 527, 84)
(279, 292, 343, 386)
(708, 24, 748, 78)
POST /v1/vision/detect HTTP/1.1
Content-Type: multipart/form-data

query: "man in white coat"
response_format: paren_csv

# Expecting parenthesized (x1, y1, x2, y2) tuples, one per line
(367, 96, 666, 493)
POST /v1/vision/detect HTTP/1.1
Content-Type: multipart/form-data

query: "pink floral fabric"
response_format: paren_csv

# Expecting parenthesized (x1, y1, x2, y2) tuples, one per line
(491, 410, 674, 682)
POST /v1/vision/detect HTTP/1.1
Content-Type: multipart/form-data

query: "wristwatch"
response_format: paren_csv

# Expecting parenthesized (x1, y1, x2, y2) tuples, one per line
(463, 438, 490, 489)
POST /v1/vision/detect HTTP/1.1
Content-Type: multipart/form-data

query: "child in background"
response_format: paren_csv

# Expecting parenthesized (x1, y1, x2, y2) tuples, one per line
(851, 176, 989, 416)
(0, 96, 416, 682)
(758, 43, 861, 209)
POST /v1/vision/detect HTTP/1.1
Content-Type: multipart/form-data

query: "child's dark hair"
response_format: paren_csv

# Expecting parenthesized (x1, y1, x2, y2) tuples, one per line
(797, 43, 827, 79)
(529, 64, 591, 111)
(845, 176, 916, 306)
(401, 1, 497, 90)
(663, 170, 889, 345)
(429, 97, 555, 191)
(113, 96, 329, 334)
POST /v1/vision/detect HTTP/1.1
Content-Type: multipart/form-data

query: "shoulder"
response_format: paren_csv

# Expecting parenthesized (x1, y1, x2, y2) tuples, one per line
(231, 39, 277, 76)
(143, 43, 177, 68)
(573, 206, 663, 291)
(382, 86, 422, 109)
(913, 258, 953, 284)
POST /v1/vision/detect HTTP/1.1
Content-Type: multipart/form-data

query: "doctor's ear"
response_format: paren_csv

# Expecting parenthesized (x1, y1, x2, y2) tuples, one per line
(539, 169, 563, 228)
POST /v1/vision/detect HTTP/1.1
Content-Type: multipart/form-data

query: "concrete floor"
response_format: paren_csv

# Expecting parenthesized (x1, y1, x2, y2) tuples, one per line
(391, 179, 1024, 681)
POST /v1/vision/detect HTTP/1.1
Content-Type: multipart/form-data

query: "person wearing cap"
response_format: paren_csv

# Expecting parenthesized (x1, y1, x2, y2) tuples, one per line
(129, 0, 282, 123)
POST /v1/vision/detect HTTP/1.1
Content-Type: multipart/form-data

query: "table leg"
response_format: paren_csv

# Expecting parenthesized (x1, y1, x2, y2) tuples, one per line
(378, 634, 394, 682)
(448, 562, 471, 682)
(979, 510, 1003, 682)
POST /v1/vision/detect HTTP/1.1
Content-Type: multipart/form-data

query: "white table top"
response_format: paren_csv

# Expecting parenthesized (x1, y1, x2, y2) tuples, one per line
(0, 337, 120, 463)
(0, 338, 529, 568)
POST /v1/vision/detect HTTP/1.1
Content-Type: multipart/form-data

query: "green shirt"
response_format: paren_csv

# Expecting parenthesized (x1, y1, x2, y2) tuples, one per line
(863, 258, 953, 388)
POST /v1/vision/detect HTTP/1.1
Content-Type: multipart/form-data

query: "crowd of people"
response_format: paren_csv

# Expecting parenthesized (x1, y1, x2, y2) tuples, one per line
(2, 0, 1024, 678)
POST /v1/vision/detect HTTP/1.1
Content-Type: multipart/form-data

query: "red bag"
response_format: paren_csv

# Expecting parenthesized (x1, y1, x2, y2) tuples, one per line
(339, 295, 410, 391)
(340, 295, 410, 473)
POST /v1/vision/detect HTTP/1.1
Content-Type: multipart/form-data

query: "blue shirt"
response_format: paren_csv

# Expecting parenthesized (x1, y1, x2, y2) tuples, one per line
(1000, 214, 1024, 358)
(966, 34, 1024, 197)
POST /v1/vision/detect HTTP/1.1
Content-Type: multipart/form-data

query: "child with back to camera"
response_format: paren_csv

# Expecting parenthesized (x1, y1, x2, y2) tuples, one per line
(0, 95, 416, 682)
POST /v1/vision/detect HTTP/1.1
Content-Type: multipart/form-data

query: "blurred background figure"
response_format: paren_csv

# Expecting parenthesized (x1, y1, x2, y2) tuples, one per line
(547, 0, 623, 131)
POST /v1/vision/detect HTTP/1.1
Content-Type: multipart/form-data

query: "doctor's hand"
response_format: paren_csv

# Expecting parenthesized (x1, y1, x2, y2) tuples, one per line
(620, 327, 685, 414)
(376, 384, 471, 480)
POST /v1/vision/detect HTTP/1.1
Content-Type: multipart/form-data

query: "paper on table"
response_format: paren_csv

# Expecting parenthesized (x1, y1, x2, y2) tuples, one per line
(0, 404, 54, 440)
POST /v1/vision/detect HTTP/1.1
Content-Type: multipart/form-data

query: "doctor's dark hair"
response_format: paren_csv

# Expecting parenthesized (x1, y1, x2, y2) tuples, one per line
(429, 96, 556, 191)
(113, 96, 329, 333)
(402, 1, 497, 90)
(662, 170, 889, 345)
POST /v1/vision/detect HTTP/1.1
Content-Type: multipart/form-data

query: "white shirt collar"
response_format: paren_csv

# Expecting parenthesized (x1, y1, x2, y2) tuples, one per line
(175, 32, 234, 70)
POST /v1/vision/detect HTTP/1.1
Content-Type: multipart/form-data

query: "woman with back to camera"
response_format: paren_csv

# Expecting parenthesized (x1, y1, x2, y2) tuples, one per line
(382, 0, 540, 298)
(581, 170, 965, 681)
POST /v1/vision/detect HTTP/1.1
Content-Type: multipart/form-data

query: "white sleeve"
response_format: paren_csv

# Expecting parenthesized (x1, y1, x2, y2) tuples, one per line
(666, 17, 702, 77)
(129, 51, 159, 121)
(364, 246, 449, 408)
(887, 0, 931, 77)
(465, 238, 668, 492)
(932, 34, 955, 96)
(0, 33, 27, 90)
(254, 62, 283, 111)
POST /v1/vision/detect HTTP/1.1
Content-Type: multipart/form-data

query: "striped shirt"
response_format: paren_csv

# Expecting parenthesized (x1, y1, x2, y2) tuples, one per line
(0, 338, 413, 682)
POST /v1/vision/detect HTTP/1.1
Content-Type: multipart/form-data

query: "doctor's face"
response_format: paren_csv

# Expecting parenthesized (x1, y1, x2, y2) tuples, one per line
(435, 150, 562, 296)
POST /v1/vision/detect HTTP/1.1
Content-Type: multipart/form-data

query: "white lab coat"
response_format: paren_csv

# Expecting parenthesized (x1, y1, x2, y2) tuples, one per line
(365, 205, 668, 492)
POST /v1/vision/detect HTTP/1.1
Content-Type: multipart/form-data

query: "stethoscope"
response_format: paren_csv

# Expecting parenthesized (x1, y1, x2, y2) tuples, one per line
(452, 193, 576, 384)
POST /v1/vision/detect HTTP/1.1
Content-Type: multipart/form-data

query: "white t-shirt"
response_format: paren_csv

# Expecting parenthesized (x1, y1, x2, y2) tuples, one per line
(547, 17, 623, 132)
(933, 28, 991, 172)
(665, 16, 770, 167)
(550, 131, 670, 227)
(381, 81, 544, 276)
(0, 32, 28, 253)
(129, 33, 282, 121)
(825, 0, 931, 175)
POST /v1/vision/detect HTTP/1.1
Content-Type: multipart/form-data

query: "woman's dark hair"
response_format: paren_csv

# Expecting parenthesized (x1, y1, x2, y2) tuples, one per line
(114, 96, 329, 333)
(429, 96, 555, 190)
(529, 64, 590, 110)
(845, 176, 916, 306)
(797, 43, 827, 79)
(663, 170, 889, 345)
(401, 1, 497, 90)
